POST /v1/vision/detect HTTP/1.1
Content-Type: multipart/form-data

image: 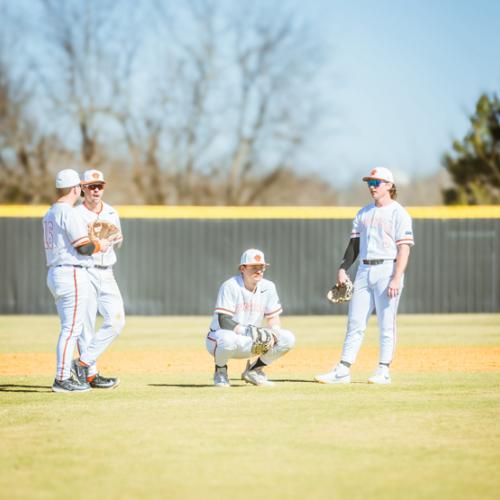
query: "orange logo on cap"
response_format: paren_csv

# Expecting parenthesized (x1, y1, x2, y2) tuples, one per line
(254, 254, 262, 262)
(92, 172, 100, 179)
(370, 169, 377, 176)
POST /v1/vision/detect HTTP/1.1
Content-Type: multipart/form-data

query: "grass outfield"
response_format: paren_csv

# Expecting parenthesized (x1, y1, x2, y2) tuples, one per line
(0, 315, 499, 500)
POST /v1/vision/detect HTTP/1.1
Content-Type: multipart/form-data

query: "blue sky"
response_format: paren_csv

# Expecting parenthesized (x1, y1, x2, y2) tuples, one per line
(299, 0, 500, 186)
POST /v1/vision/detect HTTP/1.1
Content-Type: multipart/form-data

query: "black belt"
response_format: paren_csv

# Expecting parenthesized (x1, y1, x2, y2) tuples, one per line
(362, 259, 396, 265)
(95, 265, 111, 270)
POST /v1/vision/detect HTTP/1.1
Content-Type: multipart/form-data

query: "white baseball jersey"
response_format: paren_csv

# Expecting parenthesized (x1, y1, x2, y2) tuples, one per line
(209, 275, 283, 331)
(351, 201, 414, 260)
(42, 202, 92, 267)
(75, 201, 123, 267)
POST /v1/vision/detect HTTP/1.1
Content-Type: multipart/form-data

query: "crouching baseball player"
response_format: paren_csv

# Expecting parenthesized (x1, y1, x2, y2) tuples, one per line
(205, 249, 295, 387)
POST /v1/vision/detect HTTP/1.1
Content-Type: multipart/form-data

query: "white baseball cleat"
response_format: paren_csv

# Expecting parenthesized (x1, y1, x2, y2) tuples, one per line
(256, 368, 275, 387)
(368, 366, 391, 384)
(314, 363, 351, 384)
(214, 366, 230, 387)
(241, 361, 275, 386)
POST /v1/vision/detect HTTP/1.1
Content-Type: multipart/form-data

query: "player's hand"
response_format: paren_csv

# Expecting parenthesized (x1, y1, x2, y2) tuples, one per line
(387, 277, 401, 298)
(98, 238, 112, 253)
(109, 231, 123, 245)
(337, 268, 348, 286)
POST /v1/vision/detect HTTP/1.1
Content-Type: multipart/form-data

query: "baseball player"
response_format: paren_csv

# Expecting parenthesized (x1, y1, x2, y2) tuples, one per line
(205, 249, 296, 387)
(43, 169, 112, 393)
(72, 169, 125, 389)
(315, 167, 414, 384)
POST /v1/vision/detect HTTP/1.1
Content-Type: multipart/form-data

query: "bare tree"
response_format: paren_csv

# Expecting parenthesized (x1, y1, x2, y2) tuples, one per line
(36, 0, 132, 168)
(0, 5, 65, 203)
(1, 0, 334, 205)
(34, 0, 174, 203)
(140, 0, 220, 204)
(147, 0, 328, 205)
(223, 3, 318, 204)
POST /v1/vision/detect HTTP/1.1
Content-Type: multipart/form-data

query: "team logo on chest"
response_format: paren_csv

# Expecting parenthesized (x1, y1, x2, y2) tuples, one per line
(235, 301, 265, 313)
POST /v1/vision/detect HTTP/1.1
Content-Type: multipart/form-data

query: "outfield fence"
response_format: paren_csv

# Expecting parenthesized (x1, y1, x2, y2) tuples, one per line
(1, 206, 499, 315)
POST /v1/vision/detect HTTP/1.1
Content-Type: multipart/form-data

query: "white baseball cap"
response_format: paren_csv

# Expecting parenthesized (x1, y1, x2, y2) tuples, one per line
(81, 169, 106, 185)
(240, 248, 269, 266)
(55, 169, 81, 188)
(362, 167, 395, 183)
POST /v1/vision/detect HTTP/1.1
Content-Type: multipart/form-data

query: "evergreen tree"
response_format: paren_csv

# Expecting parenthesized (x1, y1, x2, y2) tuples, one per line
(443, 93, 500, 204)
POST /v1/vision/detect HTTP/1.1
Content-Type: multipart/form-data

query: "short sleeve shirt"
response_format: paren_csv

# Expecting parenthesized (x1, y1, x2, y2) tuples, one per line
(42, 202, 92, 267)
(351, 201, 414, 260)
(209, 275, 283, 331)
(75, 201, 123, 266)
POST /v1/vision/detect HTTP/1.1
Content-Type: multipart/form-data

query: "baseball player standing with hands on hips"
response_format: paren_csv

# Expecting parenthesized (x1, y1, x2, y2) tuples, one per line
(43, 169, 112, 393)
(316, 167, 414, 385)
(206, 249, 296, 387)
(72, 169, 124, 389)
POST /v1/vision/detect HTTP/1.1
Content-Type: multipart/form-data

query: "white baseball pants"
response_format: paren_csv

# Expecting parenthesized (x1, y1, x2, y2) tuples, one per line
(341, 262, 404, 365)
(78, 267, 125, 375)
(206, 329, 295, 367)
(47, 266, 91, 381)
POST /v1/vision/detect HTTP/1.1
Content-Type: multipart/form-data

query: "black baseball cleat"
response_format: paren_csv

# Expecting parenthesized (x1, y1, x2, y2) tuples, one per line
(89, 374, 120, 389)
(71, 359, 89, 384)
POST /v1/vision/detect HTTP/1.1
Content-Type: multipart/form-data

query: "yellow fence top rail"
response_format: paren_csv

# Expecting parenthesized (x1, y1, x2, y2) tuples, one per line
(0, 205, 499, 219)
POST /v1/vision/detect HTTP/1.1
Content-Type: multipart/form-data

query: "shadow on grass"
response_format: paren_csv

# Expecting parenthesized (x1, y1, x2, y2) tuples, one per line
(148, 383, 216, 388)
(149, 382, 267, 389)
(271, 379, 317, 384)
(0, 384, 52, 393)
(149, 378, 319, 388)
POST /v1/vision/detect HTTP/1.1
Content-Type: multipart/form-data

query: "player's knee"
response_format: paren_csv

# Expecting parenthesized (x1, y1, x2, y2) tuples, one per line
(216, 329, 238, 352)
(105, 311, 125, 336)
(346, 318, 365, 335)
(205, 339, 216, 356)
(380, 328, 394, 341)
(278, 329, 295, 351)
(61, 319, 84, 339)
(113, 314, 125, 335)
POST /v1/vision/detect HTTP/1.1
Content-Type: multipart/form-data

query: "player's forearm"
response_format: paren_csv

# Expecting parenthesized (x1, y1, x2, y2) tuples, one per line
(113, 229, 124, 249)
(392, 244, 411, 279)
(266, 316, 281, 330)
(218, 313, 238, 331)
(339, 237, 360, 271)
(218, 313, 247, 334)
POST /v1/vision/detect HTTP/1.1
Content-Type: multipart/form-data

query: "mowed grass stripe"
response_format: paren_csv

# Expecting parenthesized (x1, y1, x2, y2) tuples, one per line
(1, 315, 499, 500)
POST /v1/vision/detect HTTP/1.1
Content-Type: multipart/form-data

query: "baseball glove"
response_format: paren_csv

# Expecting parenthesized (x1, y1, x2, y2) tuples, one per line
(88, 220, 121, 244)
(327, 276, 354, 304)
(246, 326, 277, 355)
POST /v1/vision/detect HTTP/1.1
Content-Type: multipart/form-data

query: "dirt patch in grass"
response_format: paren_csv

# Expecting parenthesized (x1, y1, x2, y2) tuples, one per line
(1, 346, 499, 376)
